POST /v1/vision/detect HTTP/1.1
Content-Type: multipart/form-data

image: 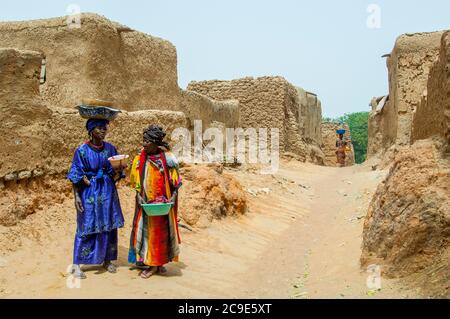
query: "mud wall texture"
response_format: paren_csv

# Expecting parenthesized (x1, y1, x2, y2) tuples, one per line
(296, 87, 323, 145)
(0, 47, 187, 225)
(0, 48, 52, 182)
(367, 98, 381, 159)
(367, 95, 400, 160)
(364, 31, 450, 297)
(0, 15, 262, 229)
(179, 164, 248, 228)
(361, 142, 449, 297)
(368, 32, 443, 159)
(412, 31, 450, 153)
(321, 123, 355, 167)
(0, 106, 186, 181)
(0, 105, 187, 226)
(0, 13, 180, 112)
(180, 90, 240, 130)
(187, 76, 324, 164)
(388, 32, 443, 147)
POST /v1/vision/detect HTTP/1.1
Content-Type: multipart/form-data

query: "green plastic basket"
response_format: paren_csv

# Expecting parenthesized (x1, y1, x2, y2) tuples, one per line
(141, 202, 173, 216)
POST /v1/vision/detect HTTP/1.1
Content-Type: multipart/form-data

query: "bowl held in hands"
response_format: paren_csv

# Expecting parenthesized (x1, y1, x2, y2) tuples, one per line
(141, 202, 174, 216)
(108, 154, 129, 170)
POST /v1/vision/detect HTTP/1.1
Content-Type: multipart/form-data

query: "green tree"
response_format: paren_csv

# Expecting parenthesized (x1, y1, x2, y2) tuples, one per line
(323, 112, 369, 164)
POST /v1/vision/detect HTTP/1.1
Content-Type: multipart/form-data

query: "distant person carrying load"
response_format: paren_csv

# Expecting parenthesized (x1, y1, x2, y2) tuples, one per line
(335, 128, 348, 167)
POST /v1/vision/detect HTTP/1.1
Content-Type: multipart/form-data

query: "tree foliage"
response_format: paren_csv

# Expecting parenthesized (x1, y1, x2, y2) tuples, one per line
(322, 112, 369, 164)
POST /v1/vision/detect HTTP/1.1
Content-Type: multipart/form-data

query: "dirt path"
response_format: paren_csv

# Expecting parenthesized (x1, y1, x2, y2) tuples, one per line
(0, 161, 417, 298)
(234, 162, 416, 298)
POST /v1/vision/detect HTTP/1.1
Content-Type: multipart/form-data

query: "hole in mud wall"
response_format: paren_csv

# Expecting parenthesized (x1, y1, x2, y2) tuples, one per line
(39, 57, 47, 96)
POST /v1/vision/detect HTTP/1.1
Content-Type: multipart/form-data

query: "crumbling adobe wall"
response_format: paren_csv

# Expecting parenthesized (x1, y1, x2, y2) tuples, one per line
(179, 164, 248, 228)
(412, 31, 450, 153)
(0, 13, 180, 112)
(361, 142, 449, 296)
(0, 47, 187, 225)
(364, 31, 450, 297)
(187, 76, 324, 164)
(367, 32, 443, 160)
(0, 47, 187, 180)
(187, 77, 292, 148)
(0, 14, 257, 238)
(179, 90, 240, 130)
(0, 48, 52, 181)
(321, 123, 355, 167)
(367, 96, 396, 160)
(43, 108, 187, 176)
(0, 107, 187, 226)
(0, 105, 187, 180)
(387, 32, 443, 147)
(120, 30, 180, 111)
(367, 98, 382, 159)
(296, 87, 323, 145)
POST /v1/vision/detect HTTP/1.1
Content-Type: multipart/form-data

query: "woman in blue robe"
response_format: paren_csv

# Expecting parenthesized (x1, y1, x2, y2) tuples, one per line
(67, 119, 125, 279)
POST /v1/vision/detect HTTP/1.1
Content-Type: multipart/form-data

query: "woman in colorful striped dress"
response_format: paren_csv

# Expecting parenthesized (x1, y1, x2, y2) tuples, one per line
(128, 125, 182, 279)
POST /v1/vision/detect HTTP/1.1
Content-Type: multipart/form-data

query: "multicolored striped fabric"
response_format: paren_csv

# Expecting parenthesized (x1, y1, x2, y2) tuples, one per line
(128, 150, 181, 266)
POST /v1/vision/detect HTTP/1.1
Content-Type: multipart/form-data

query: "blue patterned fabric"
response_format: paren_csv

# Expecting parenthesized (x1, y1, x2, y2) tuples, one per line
(73, 229, 118, 264)
(67, 142, 124, 237)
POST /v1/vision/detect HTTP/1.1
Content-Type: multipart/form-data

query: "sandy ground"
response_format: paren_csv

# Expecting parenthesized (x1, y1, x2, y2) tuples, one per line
(0, 160, 420, 298)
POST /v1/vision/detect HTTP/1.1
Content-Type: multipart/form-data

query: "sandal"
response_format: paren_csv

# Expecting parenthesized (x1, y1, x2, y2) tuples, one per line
(103, 261, 117, 273)
(72, 265, 87, 279)
(140, 267, 157, 279)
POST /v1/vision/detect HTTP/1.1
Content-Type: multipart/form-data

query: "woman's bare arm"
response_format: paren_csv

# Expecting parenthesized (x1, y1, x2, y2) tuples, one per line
(73, 184, 84, 213)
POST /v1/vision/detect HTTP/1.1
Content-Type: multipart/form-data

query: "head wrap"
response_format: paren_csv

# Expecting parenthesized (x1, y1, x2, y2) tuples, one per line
(143, 125, 170, 149)
(86, 119, 109, 134)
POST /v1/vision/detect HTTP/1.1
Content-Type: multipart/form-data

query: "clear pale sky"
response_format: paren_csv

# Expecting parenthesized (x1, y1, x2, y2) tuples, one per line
(1, 0, 449, 117)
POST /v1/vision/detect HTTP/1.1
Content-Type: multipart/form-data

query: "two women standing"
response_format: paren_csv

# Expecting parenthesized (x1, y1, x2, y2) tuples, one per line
(68, 119, 181, 280)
